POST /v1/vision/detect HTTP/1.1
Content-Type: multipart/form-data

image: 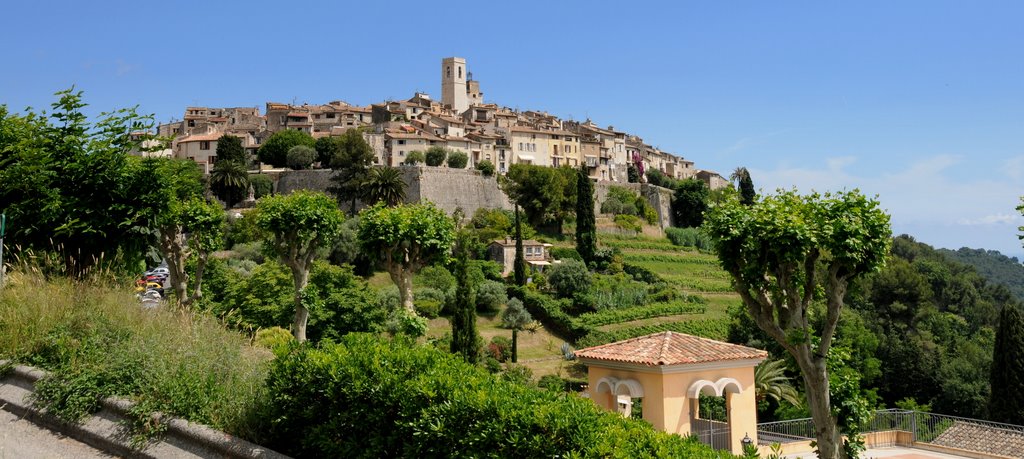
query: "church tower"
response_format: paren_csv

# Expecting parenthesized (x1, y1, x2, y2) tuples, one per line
(441, 57, 469, 114)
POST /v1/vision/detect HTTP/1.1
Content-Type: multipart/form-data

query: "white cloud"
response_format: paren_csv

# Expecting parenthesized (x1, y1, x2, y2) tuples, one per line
(1005, 156, 1024, 180)
(749, 154, 1024, 254)
(956, 213, 1024, 226)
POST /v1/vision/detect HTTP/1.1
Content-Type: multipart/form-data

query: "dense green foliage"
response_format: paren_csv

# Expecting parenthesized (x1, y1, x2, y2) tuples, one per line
(450, 240, 479, 363)
(255, 190, 346, 341)
(939, 247, 1024, 301)
(446, 150, 468, 168)
(357, 202, 455, 312)
(514, 206, 527, 286)
(501, 297, 533, 363)
(475, 159, 495, 176)
(257, 129, 315, 168)
(990, 305, 1024, 424)
(576, 166, 598, 265)
(425, 146, 448, 166)
(664, 227, 712, 250)
(0, 89, 160, 275)
(547, 259, 592, 299)
(248, 174, 273, 199)
(846, 235, 1015, 418)
(601, 186, 658, 224)
(671, 179, 708, 228)
(503, 164, 577, 233)
(705, 189, 892, 459)
(263, 333, 732, 458)
(327, 129, 375, 213)
(210, 159, 249, 207)
(286, 145, 315, 170)
(730, 167, 755, 206)
(403, 150, 425, 165)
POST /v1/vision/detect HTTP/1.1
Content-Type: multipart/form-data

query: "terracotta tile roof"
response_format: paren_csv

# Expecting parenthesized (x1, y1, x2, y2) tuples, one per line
(576, 331, 767, 366)
(177, 133, 224, 142)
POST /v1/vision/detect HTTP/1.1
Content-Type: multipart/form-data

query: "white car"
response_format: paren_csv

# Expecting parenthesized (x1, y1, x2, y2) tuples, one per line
(148, 267, 169, 276)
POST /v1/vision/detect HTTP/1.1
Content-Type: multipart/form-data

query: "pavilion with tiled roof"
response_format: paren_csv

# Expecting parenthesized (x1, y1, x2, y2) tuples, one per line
(576, 331, 767, 455)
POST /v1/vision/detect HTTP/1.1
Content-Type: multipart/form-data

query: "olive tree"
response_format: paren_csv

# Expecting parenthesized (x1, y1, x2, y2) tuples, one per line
(256, 190, 345, 341)
(357, 202, 455, 313)
(704, 189, 891, 459)
(141, 158, 222, 309)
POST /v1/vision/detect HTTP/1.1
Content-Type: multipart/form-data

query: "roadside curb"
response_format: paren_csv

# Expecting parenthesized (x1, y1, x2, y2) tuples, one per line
(0, 360, 289, 458)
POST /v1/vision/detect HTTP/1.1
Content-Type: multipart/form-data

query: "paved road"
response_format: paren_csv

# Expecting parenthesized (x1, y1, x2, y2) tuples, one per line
(0, 409, 114, 459)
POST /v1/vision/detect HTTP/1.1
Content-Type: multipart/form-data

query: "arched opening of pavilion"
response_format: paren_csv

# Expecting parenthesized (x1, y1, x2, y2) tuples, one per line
(576, 331, 767, 455)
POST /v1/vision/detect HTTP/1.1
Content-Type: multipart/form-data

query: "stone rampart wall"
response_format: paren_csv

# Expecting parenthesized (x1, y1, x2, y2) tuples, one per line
(271, 168, 670, 227)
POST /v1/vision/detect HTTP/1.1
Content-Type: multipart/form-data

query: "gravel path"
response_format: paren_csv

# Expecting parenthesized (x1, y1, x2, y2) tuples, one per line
(0, 409, 115, 459)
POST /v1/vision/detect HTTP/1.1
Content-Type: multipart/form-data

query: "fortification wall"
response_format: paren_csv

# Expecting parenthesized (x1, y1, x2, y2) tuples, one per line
(271, 168, 670, 228)
(593, 182, 674, 228)
(402, 166, 513, 214)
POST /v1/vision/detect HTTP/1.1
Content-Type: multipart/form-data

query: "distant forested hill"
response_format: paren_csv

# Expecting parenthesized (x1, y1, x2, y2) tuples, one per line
(938, 247, 1024, 302)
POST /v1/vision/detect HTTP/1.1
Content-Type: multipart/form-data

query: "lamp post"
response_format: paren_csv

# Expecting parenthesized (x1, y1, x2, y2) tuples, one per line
(741, 433, 754, 455)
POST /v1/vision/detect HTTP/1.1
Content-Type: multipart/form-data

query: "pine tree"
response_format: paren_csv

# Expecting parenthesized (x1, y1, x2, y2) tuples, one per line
(450, 236, 479, 363)
(514, 205, 527, 286)
(990, 305, 1024, 424)
(575, 165, 597, 265)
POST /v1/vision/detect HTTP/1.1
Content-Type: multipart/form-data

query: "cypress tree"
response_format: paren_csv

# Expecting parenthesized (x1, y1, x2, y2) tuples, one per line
(739, 172, 756, 206)
(514, 205, 527, 286)
(990, 305, 1024, 424)
(450, 236, 479, 363)
(575, 165, 597, 265)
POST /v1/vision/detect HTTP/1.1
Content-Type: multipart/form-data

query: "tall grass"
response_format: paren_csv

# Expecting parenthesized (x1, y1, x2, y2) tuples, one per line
(0, 270, 272, 441)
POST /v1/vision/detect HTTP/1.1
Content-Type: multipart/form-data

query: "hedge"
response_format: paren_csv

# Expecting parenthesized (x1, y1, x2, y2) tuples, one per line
(263, 333, 734, 458)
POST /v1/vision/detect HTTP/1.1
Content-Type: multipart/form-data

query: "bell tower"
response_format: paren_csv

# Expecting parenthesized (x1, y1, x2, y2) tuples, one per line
(441, 57, 469, 114)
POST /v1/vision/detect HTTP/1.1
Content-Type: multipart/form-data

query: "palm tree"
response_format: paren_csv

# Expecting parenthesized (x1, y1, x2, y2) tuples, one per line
(755, 359, 802, 407)
(209, 160, 249, 207)
(361, 166, 406, 206)
(501, 297, 533, 363)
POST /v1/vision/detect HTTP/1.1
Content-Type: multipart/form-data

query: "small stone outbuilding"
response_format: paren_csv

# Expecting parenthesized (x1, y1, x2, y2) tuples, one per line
(577, 331, 767, 455)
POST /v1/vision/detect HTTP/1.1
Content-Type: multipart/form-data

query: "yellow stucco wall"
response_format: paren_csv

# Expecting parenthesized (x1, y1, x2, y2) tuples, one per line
(585, 361, 760, 455)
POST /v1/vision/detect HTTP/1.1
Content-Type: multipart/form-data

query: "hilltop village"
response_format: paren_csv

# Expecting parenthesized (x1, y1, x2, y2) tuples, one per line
(148, 57, 727, 190)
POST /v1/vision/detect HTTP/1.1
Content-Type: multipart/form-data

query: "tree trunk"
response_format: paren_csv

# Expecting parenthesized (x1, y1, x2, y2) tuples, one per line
(797, 350, 843, 459)
(511, 329, 518, 363)
(290, 267, 310, 342)
(393, 269, 415, 313)
(159, 227, 188, 309)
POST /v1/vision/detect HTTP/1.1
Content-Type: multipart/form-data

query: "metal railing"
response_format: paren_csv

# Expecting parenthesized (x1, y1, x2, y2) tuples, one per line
(693, 418, 732, 451)
(757, 409, 1024, 456)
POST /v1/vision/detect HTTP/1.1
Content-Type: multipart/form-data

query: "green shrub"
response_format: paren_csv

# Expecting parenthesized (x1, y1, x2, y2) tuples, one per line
(446, 151, 468, 169)
(403, 150, 425, 165)
(225, 211, 265, 247)
(248, 174, 273, 198)
(476, 280, 507, 313)
(547, 259, 592, 299)
(230, 241, 265, 263)
(286, 145, 315, 170)
(475, 159, 495, 176)
(424, 146, 447, 166)
(414, 287, 447, 304)
(417, 265, 456, 293)
(263, 334, 731, 458)
(538, 374, 565, 392)
(501, 363, 534, 385)
(614, 214, 643, 232)
(487, 336, 512, 362)
(255, 326, 294, 355)
(414, 299, 442, 319)
(665, 227, 712, 250)
(550, 247, 583, 261)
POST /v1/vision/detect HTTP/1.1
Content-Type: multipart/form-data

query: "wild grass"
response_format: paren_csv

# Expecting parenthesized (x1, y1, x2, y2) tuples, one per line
(0, 270, 272, 442)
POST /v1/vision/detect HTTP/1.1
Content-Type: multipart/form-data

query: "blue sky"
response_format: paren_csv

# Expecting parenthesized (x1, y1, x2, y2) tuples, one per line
(2, 1, 1022, 258)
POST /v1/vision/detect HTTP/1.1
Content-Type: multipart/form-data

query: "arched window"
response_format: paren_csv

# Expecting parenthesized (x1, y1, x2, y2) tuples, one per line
(446, 66, 451, 78)
(458, 66, 462, 78)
